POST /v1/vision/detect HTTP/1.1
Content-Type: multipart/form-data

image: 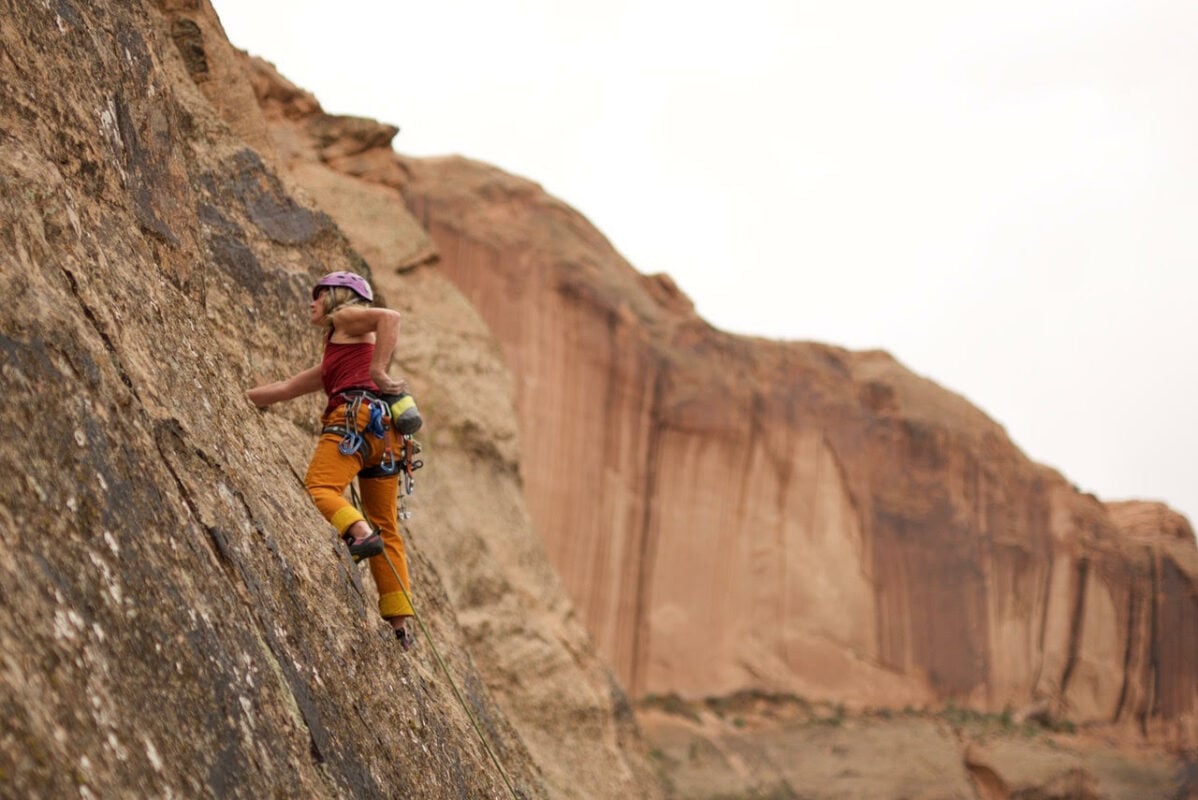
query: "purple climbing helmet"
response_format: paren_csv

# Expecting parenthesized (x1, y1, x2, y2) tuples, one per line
(312, 271, 373, 303)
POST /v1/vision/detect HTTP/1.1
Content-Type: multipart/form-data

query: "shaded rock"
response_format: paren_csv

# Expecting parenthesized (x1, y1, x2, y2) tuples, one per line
(0, 2, 561, 797)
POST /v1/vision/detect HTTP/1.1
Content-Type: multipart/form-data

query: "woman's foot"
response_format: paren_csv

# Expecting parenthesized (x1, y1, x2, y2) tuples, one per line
(387, 615, 414, 651)
(342, 521, 383, 562)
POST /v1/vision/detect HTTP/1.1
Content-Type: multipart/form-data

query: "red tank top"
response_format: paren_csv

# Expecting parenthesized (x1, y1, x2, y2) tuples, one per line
(320, 340, 379, 414)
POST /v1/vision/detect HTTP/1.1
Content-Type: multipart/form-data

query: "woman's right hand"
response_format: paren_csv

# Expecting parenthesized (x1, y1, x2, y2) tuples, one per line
(372, 370, 407, 396)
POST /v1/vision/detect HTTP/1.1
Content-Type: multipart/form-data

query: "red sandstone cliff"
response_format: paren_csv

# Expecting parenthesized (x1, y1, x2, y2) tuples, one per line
(225, 52, 1198, 748)
(11, 1, 1191, 795)
(388, 158, 1197, 747)
(233, 24, 1194, 756)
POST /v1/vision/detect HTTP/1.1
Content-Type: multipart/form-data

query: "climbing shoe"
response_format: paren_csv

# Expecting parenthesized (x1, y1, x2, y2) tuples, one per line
(389, 617, 415, 651)
(342, 531, 383, 562)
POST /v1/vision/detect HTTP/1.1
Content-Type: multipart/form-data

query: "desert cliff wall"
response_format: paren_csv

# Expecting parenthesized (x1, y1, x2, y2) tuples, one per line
(392, 155, 1198, 747)
(0, 2, 663, 798)
(3, 4, 1195, 799)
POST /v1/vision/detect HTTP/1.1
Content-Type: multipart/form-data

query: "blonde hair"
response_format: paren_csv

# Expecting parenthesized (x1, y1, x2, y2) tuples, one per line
(319, 286, 371, 331)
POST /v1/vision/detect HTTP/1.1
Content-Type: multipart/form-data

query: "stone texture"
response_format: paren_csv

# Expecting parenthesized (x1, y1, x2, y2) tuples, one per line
(0, 1, 659, 797)
(4, 0, 1193, 797)
(391, 154, 1198, 749)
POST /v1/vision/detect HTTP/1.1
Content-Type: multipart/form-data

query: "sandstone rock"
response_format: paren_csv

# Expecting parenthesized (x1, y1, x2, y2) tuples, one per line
(963, 734, 1183, 800)
(7, 1, 1191, 797)
(1107, 499, 1196, 544)
(157, 0, 275, 158)
(0, 2, 574, 797)
(392, 153, 1198, 748)
(167, 0, 1198, 790)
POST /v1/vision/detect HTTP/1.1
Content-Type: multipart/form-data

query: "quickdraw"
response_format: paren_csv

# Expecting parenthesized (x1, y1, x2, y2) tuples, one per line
(401, 435, 423, 496)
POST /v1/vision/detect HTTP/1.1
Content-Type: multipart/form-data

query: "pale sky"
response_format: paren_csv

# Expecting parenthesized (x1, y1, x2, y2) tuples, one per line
(212, 1, 1197, 529)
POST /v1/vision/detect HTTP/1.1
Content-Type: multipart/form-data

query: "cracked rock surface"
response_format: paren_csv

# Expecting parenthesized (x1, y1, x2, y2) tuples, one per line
(0, 2, 567, 797)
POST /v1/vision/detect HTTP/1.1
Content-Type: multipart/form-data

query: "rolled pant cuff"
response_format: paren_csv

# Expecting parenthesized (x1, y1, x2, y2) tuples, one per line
(330, 506, 365, 535)
(379, 591, 414, 618)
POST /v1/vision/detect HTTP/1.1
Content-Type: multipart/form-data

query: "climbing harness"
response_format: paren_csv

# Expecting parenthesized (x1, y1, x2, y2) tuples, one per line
(322, 390, 424, 492)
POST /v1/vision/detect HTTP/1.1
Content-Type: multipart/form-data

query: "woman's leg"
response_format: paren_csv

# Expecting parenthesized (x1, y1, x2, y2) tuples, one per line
(359, 472, 413, 621)
(303, 433, 368, 537)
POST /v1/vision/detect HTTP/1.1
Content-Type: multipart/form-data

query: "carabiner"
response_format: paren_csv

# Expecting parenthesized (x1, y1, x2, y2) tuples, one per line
(338, 431, 364, 456)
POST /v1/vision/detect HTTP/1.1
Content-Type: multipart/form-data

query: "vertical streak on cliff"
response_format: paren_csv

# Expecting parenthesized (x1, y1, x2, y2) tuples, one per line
(1154, 556, 1198, 725)
(793, 432, 822, 672)
(1112, 570, 1138, 724)
(973, 448, 985, 541)
(605, 308, 630, 663)
(771, 407, 790, 675)
(628, 363, 667, 697)
(771, 409, 796, 674)
(1058, 558, 1091, 702)
(742, 390, 776, 667)
(589, 308, 622, 637)
(1143, 553, 1160, 733)
(1032, 549, 1057, 696)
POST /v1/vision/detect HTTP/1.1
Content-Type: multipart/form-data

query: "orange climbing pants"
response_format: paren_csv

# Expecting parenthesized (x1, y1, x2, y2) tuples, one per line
(304, 400, 413, 619)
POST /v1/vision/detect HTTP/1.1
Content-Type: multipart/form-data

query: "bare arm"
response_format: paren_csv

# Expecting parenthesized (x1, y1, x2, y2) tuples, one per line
(247, 364, 323, 408)
(330, 306, 405, 394)
(368, 310, 402, 393)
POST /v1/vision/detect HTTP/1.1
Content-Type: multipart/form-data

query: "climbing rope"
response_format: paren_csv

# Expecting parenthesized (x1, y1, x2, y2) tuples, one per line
(348, 481, 521, 800)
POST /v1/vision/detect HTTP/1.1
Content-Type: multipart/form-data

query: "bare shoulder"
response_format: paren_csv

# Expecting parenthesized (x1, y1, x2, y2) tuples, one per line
(329, 306, 400, 340)
(333, 304, 397, 332)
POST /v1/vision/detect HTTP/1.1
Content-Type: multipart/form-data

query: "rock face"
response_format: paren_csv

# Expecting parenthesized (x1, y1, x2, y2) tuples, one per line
(237, 55, 664, 800)
(394, 157, 1198, 747)
(6, 0, 1192, 796)
(0, 2, 661, 798)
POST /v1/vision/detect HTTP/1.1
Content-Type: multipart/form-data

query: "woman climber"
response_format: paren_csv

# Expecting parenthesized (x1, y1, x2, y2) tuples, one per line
(247, 271, 415, 648)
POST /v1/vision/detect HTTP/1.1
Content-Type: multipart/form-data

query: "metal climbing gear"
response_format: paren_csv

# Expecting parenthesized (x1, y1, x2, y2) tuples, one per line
(337, 430, 364, 455)
(402, 435, 423, 496)
(323, 391, 426, 505)
(333, 391, 387, 455)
